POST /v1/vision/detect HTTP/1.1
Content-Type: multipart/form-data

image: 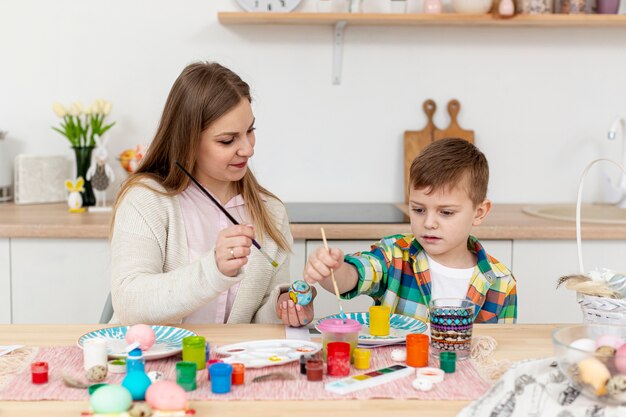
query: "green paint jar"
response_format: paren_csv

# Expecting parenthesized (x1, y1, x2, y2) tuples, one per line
(182, 336, 206, 370)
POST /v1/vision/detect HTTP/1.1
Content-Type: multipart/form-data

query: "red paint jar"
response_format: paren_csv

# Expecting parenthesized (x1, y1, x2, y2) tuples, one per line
(327, 342, 350, 377)
(231, 363, 245, 385)
(31, 361, 49, 384)
(406, 333, 429, 368)
(306, 359, 324, 381)
(207, 359, 223, 380)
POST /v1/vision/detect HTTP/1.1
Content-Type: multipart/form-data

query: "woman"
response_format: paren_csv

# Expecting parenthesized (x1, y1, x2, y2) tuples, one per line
(110, 62, 313, 326)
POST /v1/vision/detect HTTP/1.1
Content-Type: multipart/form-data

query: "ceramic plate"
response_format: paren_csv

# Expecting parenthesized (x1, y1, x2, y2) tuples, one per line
(315, 312, 427, 345)
(215, 339, 321, 368)
(77, 325, 196, 360)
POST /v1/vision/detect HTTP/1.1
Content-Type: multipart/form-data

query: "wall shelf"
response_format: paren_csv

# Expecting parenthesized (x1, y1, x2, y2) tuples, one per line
(218, 12, 626, 84)
(218, 12, 626, 27)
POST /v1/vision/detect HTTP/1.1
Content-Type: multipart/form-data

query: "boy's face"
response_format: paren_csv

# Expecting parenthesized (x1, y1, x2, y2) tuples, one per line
(408, 181, 491, 268)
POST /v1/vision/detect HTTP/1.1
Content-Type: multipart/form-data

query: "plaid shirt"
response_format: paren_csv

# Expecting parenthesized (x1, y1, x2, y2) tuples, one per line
(342, 234, 517, 324)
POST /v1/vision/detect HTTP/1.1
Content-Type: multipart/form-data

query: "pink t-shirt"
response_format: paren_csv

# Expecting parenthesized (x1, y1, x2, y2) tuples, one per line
(179, 184, 247, 324)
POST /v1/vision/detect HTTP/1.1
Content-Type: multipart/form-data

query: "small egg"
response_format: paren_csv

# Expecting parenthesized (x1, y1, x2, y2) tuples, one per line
(578, 357, 611, 396)
(90, 385, 133, 414)
(595, 345, 616, 359)
(145, 381, 188, 411)
(86, 365, 107, 382)
(129, 402, 154, 417)
(412, 378, 433, 391)
(125, 324, 156, 351)
(596, 335, 625, 351)
(615, 344, 626, 374)
(567, 338, 596, 363)
(391, 349, 407, 362)
(607, 374, 626, 402)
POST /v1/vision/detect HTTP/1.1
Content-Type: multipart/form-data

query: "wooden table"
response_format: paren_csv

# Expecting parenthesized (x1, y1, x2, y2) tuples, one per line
(0, 324, 557, 417)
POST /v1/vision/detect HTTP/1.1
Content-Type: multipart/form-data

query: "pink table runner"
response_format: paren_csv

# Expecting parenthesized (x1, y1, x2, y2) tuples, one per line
(0, 346, 490, 401)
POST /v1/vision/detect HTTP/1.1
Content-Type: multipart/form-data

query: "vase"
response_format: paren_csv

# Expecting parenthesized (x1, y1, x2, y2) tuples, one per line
(596, 0, 620, 14)
(559, 0, 588, 13)
(73, 146, 96, 207)
(516, 0, 554, 13)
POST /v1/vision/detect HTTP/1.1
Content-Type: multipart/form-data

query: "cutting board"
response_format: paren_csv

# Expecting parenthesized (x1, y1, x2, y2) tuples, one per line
(403, 99, 436, 203)
(433, 99, 474, 143)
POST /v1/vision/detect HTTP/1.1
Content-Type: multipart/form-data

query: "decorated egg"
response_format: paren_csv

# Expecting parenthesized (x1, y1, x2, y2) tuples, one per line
(146, 381, 188, 411)
(129, 402, 154, 417)
(615, 343, 626, 374)
(596, 335, 625, 351)
(86, 365, 107, 382)
(90, 385, 133, 414)
(125, 324, 156, 351)
(567, 338, 596, 363)
(122, 371, 152, 401)
(578, 357, 611, 396)
(607, 374, 626, 402)
(289, 280, 313, 306)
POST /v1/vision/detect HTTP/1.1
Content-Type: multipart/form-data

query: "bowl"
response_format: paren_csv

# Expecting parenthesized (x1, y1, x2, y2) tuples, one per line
(451, 0, 493, 13)
(552, 324, 626, 405)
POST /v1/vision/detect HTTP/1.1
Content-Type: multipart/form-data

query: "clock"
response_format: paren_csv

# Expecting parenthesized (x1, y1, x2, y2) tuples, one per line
(235, 0, 303, 12)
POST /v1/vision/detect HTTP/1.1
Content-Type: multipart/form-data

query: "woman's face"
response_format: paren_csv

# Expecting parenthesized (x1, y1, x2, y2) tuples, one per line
(194, 98, 256, 190)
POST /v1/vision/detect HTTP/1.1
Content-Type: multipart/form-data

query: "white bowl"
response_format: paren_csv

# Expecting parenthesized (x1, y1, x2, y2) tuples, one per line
(451, 0, 493, 13)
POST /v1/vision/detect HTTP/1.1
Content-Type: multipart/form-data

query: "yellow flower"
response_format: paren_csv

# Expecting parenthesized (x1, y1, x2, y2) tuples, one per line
(102, 101, 112, 116)
(52, 102, 67, 118)
(69, 102, 84, 116)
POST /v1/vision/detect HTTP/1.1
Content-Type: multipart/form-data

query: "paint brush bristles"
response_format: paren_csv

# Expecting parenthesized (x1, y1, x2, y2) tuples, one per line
(175, 161, 278, 268)
(321, 227, 348, 323)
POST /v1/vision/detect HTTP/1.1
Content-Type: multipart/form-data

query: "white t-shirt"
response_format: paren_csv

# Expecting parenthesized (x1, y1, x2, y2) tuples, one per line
(426, 254, 475, 301)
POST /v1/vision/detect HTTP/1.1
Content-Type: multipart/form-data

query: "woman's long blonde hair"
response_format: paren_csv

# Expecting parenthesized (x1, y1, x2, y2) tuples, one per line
(111, 62, 289, 251)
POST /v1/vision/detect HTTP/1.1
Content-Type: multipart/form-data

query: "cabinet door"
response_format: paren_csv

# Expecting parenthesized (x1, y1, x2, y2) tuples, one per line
(11, 238, 111, 323)
(305, 240, 376, 319)
(0, 238, 10, 323)
(512, 240, 626, 324)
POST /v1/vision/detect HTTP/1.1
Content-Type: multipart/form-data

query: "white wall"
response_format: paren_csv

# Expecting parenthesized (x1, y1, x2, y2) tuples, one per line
(2, 0, 626, 204)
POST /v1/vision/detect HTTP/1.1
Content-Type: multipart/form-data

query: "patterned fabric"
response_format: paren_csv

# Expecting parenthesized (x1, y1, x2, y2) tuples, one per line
(342, 234, 517, 324)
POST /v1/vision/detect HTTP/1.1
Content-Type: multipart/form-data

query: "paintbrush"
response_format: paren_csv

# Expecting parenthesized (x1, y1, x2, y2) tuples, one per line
(320, 227, 348, 323)
(175, 161, 278, 268)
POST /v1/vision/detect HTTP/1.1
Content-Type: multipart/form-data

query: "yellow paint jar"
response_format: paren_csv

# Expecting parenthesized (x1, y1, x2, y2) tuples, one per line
(353, 348, 371, 370)
(369, 306, 390, 336)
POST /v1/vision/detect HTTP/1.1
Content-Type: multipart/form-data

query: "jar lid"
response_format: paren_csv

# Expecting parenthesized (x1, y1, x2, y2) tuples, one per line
(317, 318, 362, 333)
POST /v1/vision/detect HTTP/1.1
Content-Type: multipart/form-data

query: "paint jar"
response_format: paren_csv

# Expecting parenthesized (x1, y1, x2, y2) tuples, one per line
(406, 333, 429, 368)
(206, 359, 223, 380)
(83, 338, 108, 371)
(300, 354, 314, 375)
(440, 351, 457, 373)
(209, 363, 233, 394)
(369, 305, 390, 336)
(31, 361, 49, 384)
(327, 342, 351, 377)
(126, 348, 145, 373)
(353, 348, 371, 370)
(231, 363, 245, 385)
(176, 361, 197, 392)
(182, 336, 206, 370)
(429, 298, 475, 360)
(317, 318, 362, 363)
(306, 359, 324, 381)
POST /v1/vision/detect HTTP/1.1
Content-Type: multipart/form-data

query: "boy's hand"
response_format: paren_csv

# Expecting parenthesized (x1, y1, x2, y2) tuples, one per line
(303, 246, 344, 284)
(214, 224, 255, 277)
(276, 287, 317, 327)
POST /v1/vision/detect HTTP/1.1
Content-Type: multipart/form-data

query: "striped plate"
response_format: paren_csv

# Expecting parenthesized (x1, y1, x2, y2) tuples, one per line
(315, 312, 427, 345)
(77, 325, 196, 360)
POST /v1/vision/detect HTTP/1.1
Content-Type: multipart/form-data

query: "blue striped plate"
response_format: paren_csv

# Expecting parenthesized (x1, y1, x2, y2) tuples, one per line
(315, 312, 427, 345)
(77, 325, 196, 360)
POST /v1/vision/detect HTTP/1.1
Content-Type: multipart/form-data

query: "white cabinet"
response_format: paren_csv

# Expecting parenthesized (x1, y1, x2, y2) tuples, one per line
(11, 238, 111, 324)
(0, 238, 10, 323)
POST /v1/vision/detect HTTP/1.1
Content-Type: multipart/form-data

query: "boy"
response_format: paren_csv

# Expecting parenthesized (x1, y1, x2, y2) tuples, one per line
(303, 138, 517, 323)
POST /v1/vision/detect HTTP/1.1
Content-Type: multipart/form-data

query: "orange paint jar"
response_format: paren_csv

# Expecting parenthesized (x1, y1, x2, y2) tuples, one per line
(231, 363, 245, 385)
(406, 333, 429, 368)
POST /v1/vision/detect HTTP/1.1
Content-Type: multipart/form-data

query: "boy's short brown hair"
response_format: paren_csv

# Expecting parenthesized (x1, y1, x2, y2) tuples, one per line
(409, 138, 489, 206)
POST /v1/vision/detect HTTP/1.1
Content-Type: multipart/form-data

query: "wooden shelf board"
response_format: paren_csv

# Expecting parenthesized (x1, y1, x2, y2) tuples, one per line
(218, 12, 626, 28)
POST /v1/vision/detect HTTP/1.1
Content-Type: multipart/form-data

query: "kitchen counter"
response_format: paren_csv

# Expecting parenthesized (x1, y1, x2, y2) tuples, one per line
(1, 202, 626, 240)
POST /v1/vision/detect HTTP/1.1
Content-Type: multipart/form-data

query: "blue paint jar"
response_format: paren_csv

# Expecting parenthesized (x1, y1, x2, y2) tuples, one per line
(209, 363, 233, 394)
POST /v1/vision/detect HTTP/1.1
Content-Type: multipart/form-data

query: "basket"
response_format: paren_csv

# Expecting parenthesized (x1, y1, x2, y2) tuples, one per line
(575, 158, 626, 324)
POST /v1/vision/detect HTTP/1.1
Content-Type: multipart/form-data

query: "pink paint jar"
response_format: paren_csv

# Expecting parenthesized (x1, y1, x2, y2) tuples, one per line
(317, 318, 362, 363)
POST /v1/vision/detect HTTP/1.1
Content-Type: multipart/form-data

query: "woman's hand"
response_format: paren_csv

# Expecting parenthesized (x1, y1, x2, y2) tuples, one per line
(277, 287, 317, 327)
(215, 224, 255, 277)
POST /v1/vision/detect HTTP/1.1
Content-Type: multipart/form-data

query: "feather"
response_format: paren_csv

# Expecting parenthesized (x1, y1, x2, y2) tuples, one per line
(557, 275, 620, 298)
(252, 372, 296, 383)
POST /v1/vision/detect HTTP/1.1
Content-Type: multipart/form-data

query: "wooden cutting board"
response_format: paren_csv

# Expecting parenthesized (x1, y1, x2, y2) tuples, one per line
(433, 99, 474, 143)
(403, 99, 437, 203)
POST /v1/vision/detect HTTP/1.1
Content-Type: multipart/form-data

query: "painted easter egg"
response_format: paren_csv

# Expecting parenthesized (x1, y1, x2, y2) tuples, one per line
(289, 280, 313, 306)
(567, 338, 596, 363)
(607, 374, 626, 402)
(578, 357, 611, 396)
(86, 365, 107, 382)
(125, 324, 156, 351)
(90, 385, 133, 414)
(615, 343, 626, 374)
(145, 381, 188, 411)
(122, 371, 152, 401)
(596, 335, 625, 351)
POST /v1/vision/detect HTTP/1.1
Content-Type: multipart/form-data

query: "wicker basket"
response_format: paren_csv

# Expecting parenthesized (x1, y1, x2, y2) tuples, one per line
(575, 158, 626, 324)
